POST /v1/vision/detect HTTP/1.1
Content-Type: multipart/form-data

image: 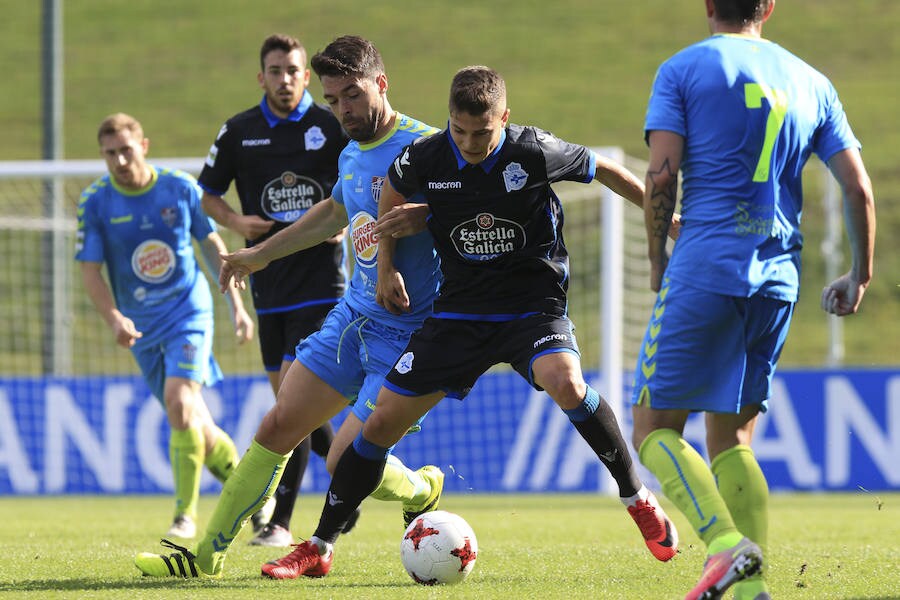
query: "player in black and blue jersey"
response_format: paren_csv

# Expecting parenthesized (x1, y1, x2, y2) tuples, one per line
(287, 65, 682, 578)
(198, 34, 350, 546)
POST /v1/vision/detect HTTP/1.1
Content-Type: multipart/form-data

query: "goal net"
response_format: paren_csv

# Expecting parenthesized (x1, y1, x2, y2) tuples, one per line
(0, 150, 654, 391)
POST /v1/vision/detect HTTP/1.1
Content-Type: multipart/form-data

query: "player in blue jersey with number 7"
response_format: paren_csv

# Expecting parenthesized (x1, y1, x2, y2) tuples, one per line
(630, 1, 876, 599)
(76, 113, 255, 539)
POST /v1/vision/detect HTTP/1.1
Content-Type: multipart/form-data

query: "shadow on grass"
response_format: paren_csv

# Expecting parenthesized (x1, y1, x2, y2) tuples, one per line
(0, 577, 414, 593)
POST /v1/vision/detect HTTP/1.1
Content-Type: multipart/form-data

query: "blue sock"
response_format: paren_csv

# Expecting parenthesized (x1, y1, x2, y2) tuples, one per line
(563, 386, 601, 422)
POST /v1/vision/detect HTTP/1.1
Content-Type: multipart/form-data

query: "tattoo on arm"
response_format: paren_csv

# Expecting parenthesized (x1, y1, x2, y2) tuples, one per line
(647, 158, 678, 239)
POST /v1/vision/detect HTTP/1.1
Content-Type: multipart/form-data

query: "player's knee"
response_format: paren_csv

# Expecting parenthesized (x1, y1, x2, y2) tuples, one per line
(547, 380, 587, 410)
(256, 406, 300, 455)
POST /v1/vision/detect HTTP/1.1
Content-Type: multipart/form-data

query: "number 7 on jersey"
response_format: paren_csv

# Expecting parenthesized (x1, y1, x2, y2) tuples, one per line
(745, 82, 788, 183)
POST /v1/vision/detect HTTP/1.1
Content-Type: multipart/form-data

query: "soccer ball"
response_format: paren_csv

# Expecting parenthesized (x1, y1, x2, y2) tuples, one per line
(400, 510, 478, 585)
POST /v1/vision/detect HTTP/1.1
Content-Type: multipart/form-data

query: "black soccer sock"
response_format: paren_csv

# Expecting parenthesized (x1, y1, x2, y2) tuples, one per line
(269, 436, 311, 529)
(566, 386, 641, 498)
(313, 435, 387, 544)
(310, 422, 335, 458)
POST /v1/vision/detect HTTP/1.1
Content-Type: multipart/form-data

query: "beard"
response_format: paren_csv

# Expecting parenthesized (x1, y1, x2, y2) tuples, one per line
(343, 105, 383, 142)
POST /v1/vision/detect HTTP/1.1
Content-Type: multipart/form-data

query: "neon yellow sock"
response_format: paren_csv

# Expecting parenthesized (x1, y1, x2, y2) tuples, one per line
(638, 429, 740, 552)
(711, 444, 768, 551)
(195, 440, 290, 574)
(712, 444, 769, 592)
(169, 425, 204, 520)
(370, 454, 428, 504)
(204, 427, 239, 483)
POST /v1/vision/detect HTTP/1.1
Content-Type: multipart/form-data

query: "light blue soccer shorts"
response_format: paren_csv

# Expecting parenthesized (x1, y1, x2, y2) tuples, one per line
(131, 320, 223, 404)
(631, 277, 794, 414)
(295, 300, 424, 426)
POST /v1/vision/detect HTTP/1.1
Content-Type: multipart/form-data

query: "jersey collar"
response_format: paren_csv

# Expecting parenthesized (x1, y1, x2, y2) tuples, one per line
(260, 90, 313, 128)
(109, 165, 159, 196)
(446, 123, 507, 172)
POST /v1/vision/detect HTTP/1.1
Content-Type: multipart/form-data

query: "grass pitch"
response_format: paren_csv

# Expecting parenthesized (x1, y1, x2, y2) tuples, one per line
(0, 492, 897, 599)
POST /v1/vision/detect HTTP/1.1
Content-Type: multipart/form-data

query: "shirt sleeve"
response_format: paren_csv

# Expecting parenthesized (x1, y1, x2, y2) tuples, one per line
(644, 60, 687, 143)
(812, 80, 861, 163)
(536, 128, 594, 184)
(75, 186, 105, 263)
(186, 177, 217, 240)
(197, 122, 235, 196)
(386, 145, 419, 199)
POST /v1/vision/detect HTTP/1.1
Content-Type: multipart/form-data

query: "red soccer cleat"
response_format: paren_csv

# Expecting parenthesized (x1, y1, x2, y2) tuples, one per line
(260, 540, 333, 579)
(627, 491, 679, 561)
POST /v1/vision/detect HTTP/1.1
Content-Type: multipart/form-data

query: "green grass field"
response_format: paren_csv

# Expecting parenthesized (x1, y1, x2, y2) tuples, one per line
(0, 0, 897, 368)
(0, 493, 898, 599)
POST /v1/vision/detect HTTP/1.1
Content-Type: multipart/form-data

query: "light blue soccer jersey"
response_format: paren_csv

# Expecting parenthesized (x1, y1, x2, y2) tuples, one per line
(332, 113, 441, 330)
(75, 166, 217, 345)
(645, 34, 860, 301)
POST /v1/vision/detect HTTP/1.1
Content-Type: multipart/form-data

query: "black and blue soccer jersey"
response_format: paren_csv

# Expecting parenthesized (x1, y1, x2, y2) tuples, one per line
(387, 124, 596, 320)
(198, 93, 348, 312)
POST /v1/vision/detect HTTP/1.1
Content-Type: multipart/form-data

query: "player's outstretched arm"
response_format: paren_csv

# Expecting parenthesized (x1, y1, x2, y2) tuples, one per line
(219, 197, 348, 291)
(375, 177, 412, 314)
(79, 261, 143, 348)
(202, 192, 274, 242)
(200, 233, 254, 344)
(822, 148, 876, 316)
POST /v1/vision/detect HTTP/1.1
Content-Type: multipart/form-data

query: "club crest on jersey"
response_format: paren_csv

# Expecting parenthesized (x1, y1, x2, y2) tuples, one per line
(350, 211, 378, 268)
(181, 342, 197, 363)
(371, 176, 384, 203)
(260, 172, 324, 223)
(305, 126, 326, 150)
(502, 162, 528, 192)
(395, 352, 414, 374)
(160, 206, 178, 228)
(131, 239, 176, 284)
(451, 212, 526, 261)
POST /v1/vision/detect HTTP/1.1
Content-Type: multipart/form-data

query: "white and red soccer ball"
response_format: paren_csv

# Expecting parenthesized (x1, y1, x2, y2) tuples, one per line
(400, 510, 478, 585)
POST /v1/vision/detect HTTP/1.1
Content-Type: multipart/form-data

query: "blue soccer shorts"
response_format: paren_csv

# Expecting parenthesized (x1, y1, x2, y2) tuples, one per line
(131, 319, 223, 404)
(257, 300, 336, 372)
(631, 277, 794, 413)
(294, 300, 423, 425)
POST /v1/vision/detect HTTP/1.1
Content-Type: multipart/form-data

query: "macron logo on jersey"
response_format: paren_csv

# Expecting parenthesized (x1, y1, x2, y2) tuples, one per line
(242, 138, 271, 147)
(428, 180, 462, 190)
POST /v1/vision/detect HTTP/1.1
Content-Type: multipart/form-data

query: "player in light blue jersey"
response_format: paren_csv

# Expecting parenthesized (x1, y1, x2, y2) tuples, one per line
(135, 36, 444, 580)
(77, 113, 255, 540)
(630, 2, 876, 599)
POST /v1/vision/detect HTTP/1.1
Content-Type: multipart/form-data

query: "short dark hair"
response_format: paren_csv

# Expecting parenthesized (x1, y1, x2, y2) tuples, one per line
(260, 33, 305, 71)
(97, 112, 143, 143)
(449, 66, 506, 117)
(310, 35, 384, 80)
(712, 0, 772, 25)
